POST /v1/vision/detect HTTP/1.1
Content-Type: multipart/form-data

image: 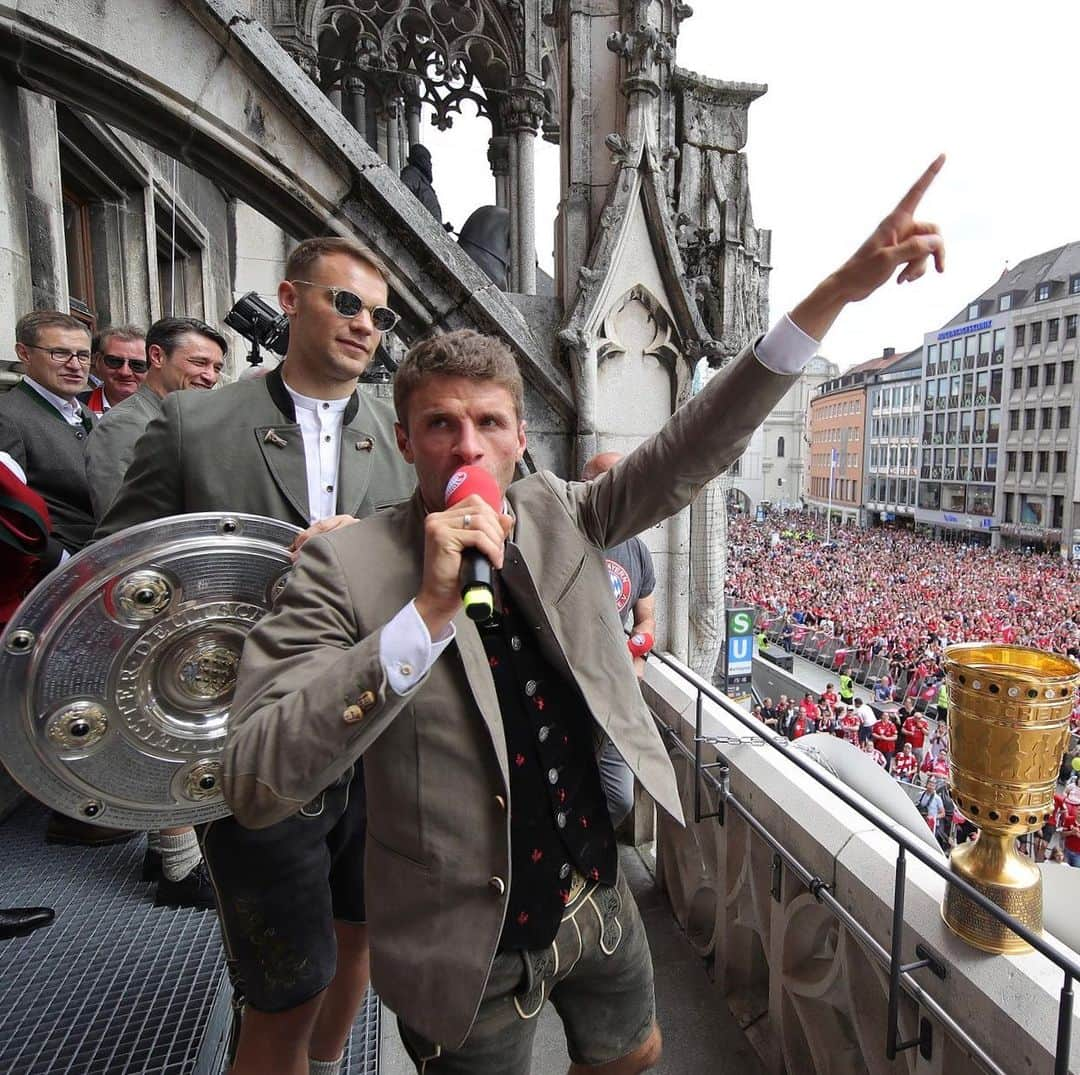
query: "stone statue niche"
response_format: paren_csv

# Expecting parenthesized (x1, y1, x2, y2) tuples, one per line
(672, 71, 772, 363)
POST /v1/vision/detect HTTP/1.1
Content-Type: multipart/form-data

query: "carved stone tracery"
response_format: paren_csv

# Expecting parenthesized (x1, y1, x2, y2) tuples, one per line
(319, 0, 523, 130)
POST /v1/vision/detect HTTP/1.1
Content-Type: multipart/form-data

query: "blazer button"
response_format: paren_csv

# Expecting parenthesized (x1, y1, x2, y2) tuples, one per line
(488, 876, 506, 895)
(358, 690, 377, 711)
(343, 705, 364, 724)
(494, 795, 507, 811)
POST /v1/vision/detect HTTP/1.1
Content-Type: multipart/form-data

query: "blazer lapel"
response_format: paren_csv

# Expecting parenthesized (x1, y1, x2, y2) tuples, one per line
(335, 399, 381, 516)
(453, 611, 510, 784)
(255, 423, 310, 524)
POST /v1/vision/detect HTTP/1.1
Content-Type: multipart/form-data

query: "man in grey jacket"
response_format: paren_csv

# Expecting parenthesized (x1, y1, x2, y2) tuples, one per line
(98, 236, 415, 1075)
(86, 317, 226, 521)
(224, 159, 946, 1073)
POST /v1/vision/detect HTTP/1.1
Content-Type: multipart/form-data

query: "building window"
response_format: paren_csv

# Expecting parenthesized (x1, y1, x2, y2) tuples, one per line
(1055, 451, 1068, 474)
(1071, 275, 1080, 296)
(1053, 496, 1064, 529)
(1022, 451, 1032, 473)
(1045, 364, 1056, 386)
(1023, 408, 1036, 431)
(1003, 492, 1014, 522)
(1048, 318, 1059, 343)
(1060, 405, 1071, 429)
(1015, 325, 1026, 348)
(999, 294, 1012, 312)
(1031, 322, 1042, 345)
(729, 457, 741, 477)
(1006, 451, 1017, 472)
(967, 302, 980, 320)
(1027, 365, 1039, 388)
(1036, 282, 1052, 302)
(1011, 367, 1023, 390)
(776, 436, 785, 458)
(1064, 361, 1074, 384)
(62, 188, 96, 330)
(1037, 451, 1049, 474)
(1067, 315, 1078, 340)
(1041, 407, 1053, 430)
(1008, 408, 1020, 432)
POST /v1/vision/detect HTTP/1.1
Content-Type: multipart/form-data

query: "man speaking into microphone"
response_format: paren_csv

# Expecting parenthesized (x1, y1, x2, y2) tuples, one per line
(224, 158, 946, 1074)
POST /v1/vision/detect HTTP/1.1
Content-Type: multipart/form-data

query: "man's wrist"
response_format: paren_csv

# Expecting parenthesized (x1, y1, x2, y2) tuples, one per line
(414, 593, 455, 639)
(789, 272, 849, 343)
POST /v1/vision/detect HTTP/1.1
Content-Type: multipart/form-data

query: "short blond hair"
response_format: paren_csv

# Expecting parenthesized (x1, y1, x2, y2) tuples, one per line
(285, 236, 390, 286)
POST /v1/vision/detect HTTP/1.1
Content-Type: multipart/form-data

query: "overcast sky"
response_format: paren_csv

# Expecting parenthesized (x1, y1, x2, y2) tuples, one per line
(426, 0, 1080, 370)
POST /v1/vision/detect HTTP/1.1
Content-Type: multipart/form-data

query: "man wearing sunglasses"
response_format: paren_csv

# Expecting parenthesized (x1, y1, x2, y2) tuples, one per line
(87, 317, 226, 521)
(81, 326, 148, 417)
(97, 236, 415, 1075)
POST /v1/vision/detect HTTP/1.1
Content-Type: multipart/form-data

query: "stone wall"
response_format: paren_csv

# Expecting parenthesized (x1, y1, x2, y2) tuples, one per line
(642, 659, 1080, 1075)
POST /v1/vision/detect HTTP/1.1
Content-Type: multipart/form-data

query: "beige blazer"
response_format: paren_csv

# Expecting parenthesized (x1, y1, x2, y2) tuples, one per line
(224, 343, 796, 1047)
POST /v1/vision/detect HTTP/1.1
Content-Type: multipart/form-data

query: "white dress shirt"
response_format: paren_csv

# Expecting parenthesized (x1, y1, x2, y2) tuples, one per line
(282, 382, 348, 524)
(376, 317, 822, 695)
(23, 378, 87, 427)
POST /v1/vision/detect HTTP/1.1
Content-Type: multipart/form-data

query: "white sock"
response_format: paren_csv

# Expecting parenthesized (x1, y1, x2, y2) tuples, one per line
(308, 1055, 344, 1075)
(159, 830, 202, 881)
(147, 831, 162, 853)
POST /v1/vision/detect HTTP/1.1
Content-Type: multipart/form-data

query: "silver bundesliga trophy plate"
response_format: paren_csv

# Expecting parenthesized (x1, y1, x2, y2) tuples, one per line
(0, 513, 299, 830)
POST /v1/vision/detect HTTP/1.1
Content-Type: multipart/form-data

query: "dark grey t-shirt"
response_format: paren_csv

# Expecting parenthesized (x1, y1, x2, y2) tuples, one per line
(604, 536, 655, 624)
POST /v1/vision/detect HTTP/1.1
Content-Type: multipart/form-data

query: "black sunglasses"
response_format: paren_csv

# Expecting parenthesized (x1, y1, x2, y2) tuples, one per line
(290, 280, 400, 333)
(101, 354, 149, 374)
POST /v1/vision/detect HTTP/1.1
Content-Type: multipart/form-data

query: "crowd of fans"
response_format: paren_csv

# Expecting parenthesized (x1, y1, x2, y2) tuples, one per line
(733, 511, 1080, 863)
(727, 512, 1080, 678)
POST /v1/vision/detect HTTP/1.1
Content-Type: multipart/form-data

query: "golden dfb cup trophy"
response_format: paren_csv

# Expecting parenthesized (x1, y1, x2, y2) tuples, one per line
(941, 643, 1079, 954)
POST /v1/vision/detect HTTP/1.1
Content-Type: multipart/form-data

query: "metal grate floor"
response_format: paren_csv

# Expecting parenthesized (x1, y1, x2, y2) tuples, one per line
(0, 800, 381, 1075)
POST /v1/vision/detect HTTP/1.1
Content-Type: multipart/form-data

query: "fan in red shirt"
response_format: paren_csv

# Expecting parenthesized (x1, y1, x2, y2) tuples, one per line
(891, 743, 919, 783)
(0, 453, 55, 625)
(871, 715, 898, 771)
(901, 710, 930, 761)
(838, 706, 861, 745)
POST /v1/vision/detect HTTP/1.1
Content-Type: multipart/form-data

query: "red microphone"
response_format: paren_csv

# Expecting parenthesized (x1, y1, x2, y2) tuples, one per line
(444, 466, 502, 621)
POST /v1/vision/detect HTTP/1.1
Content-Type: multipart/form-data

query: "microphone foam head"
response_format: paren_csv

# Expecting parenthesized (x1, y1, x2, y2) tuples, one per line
(444, 465, 502, 511)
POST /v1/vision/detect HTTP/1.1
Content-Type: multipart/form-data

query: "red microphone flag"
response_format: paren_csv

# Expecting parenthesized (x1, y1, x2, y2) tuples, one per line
(444, 466, 502, 512)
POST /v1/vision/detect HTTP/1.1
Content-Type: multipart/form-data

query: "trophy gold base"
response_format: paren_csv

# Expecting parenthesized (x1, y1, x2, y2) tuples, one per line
(941, 834, 1042, 954)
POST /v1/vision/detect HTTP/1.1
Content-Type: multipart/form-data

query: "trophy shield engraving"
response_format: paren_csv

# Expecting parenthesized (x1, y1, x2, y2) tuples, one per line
(0, 513, 300, 830)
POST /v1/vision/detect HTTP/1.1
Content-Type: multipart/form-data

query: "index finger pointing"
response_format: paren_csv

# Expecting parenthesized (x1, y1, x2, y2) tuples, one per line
(896, 154, 946, 215)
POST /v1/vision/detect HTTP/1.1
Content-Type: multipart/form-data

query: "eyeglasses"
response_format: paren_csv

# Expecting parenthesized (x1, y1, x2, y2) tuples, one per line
(25, 345, 92, 366)
(290, 280, 400, 333)
(101, 354, 149, 374)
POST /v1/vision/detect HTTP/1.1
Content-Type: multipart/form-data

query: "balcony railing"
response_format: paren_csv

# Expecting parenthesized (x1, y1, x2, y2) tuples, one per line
(642, 650, 1080, 1075)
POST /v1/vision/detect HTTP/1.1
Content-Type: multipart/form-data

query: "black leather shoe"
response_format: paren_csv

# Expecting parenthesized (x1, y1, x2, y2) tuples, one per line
(141, 848, 163, 883)
(46, 811, 134, 847)
(154, 862, 216, 911)
(0, 906, 55, 940)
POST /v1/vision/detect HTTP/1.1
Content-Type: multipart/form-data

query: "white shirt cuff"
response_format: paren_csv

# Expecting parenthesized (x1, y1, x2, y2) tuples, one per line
(380, 599, 455, 695)
(754, 313, 821, 375)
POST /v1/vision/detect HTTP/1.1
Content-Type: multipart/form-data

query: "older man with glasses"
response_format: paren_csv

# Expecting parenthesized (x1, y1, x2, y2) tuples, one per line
(81, 325, 148, 417)
(0, 310, 97, 557)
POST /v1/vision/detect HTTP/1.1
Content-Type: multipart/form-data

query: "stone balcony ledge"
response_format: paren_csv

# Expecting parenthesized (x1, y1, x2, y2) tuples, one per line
(641, 658, 1080, 1075)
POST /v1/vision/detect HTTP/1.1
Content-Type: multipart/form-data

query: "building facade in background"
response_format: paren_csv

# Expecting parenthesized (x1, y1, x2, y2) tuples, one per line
(917, 243, 1079, 555)
(863, 347, 922, 529)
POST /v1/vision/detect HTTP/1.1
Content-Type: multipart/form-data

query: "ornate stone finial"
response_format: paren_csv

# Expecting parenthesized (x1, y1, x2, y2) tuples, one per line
(604, 132, 633, 165)
(606, 24, 674, 98)
(674, 3, 695, 23)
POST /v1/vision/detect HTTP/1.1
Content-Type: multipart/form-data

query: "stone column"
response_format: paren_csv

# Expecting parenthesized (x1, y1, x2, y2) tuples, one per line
(503, 92, 543, 296)
(0, 77, 32, 380)
(488, 135, 510, 210)
(344, 76, 366, 134)
(506, 133, 519, 291)
(383, 99, 401, 174)
(514, 126, 536, 294)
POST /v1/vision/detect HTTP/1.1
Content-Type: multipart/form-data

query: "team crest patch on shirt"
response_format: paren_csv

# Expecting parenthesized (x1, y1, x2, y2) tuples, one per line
(606, 559, 632, 613)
